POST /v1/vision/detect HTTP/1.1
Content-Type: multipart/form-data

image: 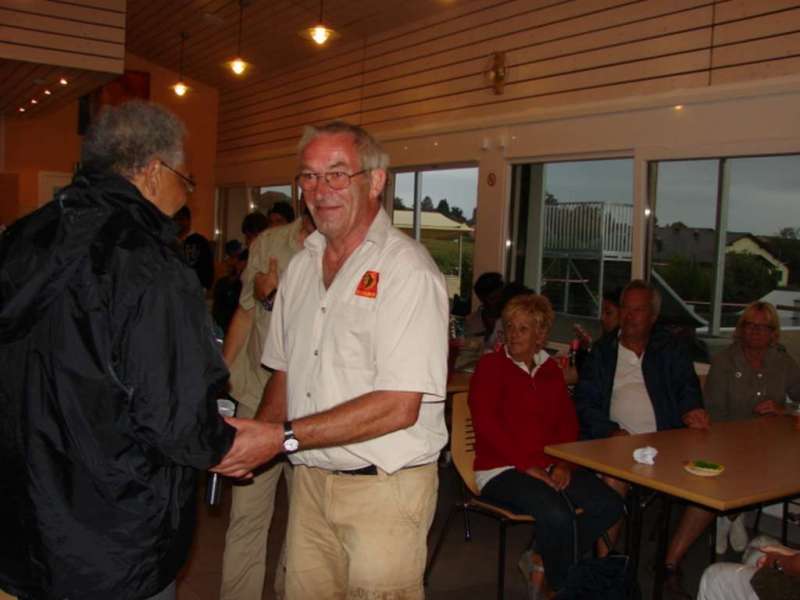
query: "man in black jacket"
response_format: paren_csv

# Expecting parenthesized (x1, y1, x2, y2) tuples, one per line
(574, 279, 712, 599)
(0, 101, 234, 600)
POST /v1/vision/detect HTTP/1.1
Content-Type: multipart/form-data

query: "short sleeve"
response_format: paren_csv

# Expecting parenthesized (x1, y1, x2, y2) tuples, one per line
(261, 269, 289, 373)
(372, 262, 448, 401)
(238, 233, 269, 311)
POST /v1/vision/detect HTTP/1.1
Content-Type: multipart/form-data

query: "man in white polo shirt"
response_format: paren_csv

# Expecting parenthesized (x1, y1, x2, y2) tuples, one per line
(213, 121, 449, 599)
(574, 279, 713, 599)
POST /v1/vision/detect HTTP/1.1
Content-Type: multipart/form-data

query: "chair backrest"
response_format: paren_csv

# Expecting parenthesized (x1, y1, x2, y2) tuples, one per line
(451, 391, 481, 497)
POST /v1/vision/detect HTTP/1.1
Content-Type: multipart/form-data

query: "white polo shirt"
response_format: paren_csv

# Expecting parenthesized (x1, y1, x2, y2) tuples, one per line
(609, 343, 657, 434)
(262, 209, 449, 473)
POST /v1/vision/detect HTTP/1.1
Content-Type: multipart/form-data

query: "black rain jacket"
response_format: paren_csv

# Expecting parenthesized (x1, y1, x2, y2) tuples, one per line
(0, 171, 234, 600)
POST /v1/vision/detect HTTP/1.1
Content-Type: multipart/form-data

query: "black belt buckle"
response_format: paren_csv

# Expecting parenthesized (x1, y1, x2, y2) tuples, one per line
(335, 465, 378, 476)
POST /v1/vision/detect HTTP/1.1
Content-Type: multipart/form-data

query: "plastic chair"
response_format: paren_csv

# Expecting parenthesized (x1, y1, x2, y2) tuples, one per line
(425, 392, 535, 600)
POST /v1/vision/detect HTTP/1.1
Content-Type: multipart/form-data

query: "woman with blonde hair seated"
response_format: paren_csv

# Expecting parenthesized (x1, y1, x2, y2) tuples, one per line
(705, 300, 800, 553)
(468, 293, 623, 597)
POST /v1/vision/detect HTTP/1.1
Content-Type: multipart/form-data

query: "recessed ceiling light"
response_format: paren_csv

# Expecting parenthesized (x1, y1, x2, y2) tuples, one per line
(30, 99, 38, 104)
(44, 89, 52, 95)
(18, 107, 26, 112)
(59, 78, 68, 86)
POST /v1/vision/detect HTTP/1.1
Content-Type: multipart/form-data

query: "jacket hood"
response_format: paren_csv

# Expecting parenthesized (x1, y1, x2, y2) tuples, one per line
(0, 170, 176, 341)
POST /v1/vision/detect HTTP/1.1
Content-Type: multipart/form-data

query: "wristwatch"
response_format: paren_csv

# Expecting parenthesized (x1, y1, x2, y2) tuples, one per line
(283, 421, 299, 453)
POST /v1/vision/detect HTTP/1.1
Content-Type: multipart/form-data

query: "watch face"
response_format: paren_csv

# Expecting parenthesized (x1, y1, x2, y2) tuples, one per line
(283, 438, 299, 453)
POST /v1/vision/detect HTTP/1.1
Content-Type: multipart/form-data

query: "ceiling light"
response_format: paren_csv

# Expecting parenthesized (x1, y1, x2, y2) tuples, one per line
(59, 78, 68, 86)
(18, 107, 25, 113)
(44, 89, 52, 95)
(227, 1, 250, 76)
(302, 0, 338, 46)
(30, 99, 38, 105)
(172, 32, 190, 97)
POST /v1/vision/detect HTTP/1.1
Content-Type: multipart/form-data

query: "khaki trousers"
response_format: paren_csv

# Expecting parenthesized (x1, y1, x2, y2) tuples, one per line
(220, 402, 293, 600)
(285, 463, 438, 600)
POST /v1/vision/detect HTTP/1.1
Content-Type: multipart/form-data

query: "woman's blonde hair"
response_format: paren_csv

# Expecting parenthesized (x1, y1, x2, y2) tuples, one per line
(735, 301, 781, 341)
(502, 293, 555, 334)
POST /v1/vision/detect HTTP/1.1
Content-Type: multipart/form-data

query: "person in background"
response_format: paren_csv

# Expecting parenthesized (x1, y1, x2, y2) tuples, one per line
(213, 121, 449, 599)
(174, 204, 214, 291)
(212, 240, 247, 334)
(483, 281, 535, 352)
(268, 201, 296, 228)
(574, 279, 712, 599)
(573, 287, 622, 369)
(464, 271, 504, 338)
(242, 211, 269, 247)
(704, 301, 800, 554)
(218, 208, 315, 600)
(698, 535, 800, 600)
(0, 100, 234, 600)
(470, 293, 624, 597)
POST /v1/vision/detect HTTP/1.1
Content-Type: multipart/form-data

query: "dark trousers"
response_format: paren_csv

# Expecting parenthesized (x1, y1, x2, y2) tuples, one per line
(480, 468, 623, 591)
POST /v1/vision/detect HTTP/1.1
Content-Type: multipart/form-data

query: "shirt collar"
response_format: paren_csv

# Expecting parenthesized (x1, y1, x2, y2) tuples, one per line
(304, 207, 391, 256)
(504, 346, 551, 376)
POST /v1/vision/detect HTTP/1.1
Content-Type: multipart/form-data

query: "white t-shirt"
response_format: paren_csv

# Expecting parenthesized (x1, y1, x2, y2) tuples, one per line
(609, 343, 657, 434)
(262, 209, 449, 474)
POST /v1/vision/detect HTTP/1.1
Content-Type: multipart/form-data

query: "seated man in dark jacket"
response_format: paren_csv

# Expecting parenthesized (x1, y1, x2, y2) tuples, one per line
(574, 279, 712, 600)
(0, 101, 234, 600)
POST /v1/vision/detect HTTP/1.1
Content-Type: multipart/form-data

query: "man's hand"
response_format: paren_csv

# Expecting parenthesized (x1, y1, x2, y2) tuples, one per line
(754, 399, 784, 416)
(254, 257, 279, 302)
(549, 463, 572, 491)
(757, 546, 800, 576)
(525, 466, 557, 490)
(682, 408, 711, 430)
(211, 418, 283, 479)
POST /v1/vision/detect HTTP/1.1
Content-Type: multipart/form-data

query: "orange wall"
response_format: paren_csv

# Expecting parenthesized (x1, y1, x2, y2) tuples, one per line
(0, 173, 19, 227)
(2, 52, 218, 236)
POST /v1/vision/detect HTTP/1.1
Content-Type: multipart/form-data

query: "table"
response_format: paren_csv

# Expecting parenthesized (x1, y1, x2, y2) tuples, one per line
(545, 416, 800, 512)
(545, 416, 800, 598)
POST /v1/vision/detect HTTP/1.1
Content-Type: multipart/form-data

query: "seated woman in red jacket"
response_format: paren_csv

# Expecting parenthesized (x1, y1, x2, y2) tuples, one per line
(469, 293, 624, 596)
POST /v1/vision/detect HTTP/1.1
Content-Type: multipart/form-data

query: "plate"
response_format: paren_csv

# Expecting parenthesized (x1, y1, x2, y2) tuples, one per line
(684, 460, 724, 477)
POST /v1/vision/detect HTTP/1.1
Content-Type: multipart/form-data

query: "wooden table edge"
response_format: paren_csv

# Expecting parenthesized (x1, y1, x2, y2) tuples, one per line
(544, 444, 795, 513)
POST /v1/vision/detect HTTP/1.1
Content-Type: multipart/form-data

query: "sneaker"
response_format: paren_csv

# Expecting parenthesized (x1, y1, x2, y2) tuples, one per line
(517, 550, 547, 600)
(662, 564, 692, 600)
(715, 516, 731, 554)
(729, 513, 749, 552)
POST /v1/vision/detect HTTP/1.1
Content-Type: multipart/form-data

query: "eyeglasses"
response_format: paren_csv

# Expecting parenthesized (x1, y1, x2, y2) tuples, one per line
(295, 170, 367, 191)
(743, 321, 774, 333)
(160, 160, 196, 193)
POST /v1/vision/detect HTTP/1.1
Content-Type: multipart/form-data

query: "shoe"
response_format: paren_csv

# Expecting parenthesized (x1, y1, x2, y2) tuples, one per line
(715, 515, 730, 554)
(662, 564, 692, 600)
(729, 513, 749, 552)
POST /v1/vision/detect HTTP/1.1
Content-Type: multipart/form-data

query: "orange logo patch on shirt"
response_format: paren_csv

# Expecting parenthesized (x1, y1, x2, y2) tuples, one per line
(355, 271, 379, 298)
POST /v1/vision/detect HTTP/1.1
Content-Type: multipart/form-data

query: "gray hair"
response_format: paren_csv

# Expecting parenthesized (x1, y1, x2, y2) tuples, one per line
(622, 279, 662, 316)
(81, 100, 186, 177)
(298, 121, 389, 171)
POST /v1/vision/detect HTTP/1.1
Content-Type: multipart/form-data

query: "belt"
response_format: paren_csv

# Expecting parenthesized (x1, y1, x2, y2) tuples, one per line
(333, 465, 379, 476)
(331, 462, 435, 476)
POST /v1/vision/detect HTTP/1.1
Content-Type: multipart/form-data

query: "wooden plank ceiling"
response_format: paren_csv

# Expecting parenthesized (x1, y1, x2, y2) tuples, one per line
(124, 0, 466, 92)
(2, 0, 464, 119)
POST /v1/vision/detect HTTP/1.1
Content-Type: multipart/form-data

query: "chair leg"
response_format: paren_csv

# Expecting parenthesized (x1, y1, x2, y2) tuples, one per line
(783, 500, 790, 546)
(459, 482, 473, 541)
(425, 504, 459, 585)
(497, 520, 507, 600)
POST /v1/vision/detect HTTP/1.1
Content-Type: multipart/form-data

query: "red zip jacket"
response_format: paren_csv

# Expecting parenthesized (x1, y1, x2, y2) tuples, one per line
(469, 349, 578, 472)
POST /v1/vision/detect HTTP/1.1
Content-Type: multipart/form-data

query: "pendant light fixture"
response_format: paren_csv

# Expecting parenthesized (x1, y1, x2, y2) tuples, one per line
(172, 32, 189, 96)
(302, 0, 338, 46)
(227, 0, 250, 76)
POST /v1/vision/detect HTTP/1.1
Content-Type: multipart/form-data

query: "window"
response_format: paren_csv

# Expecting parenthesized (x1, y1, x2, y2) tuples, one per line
(648, 154, 800, 360)
(508, 159, 633, 332)
(391, 167, 478, 307)
(252, 185, 293, 214)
